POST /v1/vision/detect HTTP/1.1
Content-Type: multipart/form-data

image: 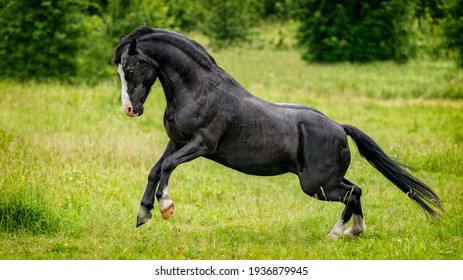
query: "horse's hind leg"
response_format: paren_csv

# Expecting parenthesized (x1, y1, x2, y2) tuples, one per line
(326, 179, 365, 238)
(341, 179, 366, 237)
(300, 175, 365, 238)
(297, 122, 364, 237)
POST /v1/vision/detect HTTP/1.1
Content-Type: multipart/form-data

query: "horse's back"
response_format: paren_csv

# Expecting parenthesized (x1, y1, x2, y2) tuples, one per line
(274, 102, 346, 140)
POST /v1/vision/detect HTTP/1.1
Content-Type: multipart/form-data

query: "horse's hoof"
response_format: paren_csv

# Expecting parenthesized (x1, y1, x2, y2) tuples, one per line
(326, 232, 343, 239)
(136, 206, 152, 227)
(344, 227, 365, 237)
(161, 204, 174, 220)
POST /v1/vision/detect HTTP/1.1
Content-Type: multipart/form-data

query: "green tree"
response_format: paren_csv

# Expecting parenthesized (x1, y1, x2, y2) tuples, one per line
(103, 0, 174, 47)
(415, 0, 446, 23)
(0, 0, 87, 80)
(261, 0, 292, 20)
(0, 0, 175, 82)
(294, 0, 416, 63)
(442, 0, 463, 66)
(199, 0, 261, 48)
(166, 0, 205, 31)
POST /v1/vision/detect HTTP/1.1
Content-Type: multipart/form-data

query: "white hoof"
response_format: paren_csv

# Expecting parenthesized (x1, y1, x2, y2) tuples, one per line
(344, 215, 366, 237)
(327, 218, 346, 239)
(344, 227, 363, 237)
(160, 203, 174, 220)
(158, 185, 174, 220)
(159, 198, 174, 220)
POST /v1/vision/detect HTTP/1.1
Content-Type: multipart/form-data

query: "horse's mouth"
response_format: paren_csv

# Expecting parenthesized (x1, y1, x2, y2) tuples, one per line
(125, 111, 139, 117)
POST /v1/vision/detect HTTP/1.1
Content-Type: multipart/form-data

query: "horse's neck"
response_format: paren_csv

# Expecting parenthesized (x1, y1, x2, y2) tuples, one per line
(148, 44, 247, 105)
(142, 36, 218, 103)
(157, 63, 209, 104)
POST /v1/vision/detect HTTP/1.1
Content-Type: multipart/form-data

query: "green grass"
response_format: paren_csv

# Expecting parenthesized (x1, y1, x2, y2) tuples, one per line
(1, 47, 463, 259)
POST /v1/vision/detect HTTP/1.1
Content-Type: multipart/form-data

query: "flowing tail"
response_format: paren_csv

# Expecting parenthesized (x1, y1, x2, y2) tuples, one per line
(342, 124, 443, 218)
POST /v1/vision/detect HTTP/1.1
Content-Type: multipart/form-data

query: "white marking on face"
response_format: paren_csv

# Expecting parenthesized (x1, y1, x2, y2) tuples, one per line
(118, 64, 132, 110)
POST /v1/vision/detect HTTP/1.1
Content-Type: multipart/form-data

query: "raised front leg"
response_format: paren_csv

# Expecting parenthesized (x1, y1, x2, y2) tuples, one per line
(155, 136, 210, 220)
(137, 135, 211, 227)
(137, 141, 176, 227)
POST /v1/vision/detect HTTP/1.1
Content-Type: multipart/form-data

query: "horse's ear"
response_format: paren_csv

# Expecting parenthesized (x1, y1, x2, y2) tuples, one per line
(128, 38, 138, 56)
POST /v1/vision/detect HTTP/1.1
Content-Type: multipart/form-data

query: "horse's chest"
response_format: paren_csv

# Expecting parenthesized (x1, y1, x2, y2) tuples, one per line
(164, 119, 191, 145)
(163, 104, 217, 146)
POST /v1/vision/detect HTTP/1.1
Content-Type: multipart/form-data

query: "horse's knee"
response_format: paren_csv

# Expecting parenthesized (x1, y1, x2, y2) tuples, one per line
(161, 158, 176, 174)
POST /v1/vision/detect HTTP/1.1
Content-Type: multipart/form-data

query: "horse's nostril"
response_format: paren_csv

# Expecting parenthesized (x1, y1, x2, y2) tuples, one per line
(124, 105, 138, 117)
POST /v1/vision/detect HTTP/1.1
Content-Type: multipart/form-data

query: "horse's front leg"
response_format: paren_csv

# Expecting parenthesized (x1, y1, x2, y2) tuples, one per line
(137, 141, 176, 227)
(155, 136, 210, 220)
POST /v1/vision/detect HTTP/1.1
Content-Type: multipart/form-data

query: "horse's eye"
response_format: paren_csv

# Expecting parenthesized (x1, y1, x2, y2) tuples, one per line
(126, 69, 134, 78)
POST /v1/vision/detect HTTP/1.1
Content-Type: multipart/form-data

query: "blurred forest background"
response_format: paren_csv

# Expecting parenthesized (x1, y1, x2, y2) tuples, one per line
(0, 0, 462, 84)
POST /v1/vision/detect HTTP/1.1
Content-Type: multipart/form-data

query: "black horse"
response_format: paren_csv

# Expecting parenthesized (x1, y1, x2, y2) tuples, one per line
(112, 26, 443, 238)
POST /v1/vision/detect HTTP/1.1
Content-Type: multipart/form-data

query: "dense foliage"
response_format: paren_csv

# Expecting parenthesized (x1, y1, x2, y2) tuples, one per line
(294, 0, 415, 63)
(199, 0, 261, 48)
(0, 0, 174, 83)
(0, 0, 85, 80)
(0, 0, 461, 82)
(442, 0, 463, 66)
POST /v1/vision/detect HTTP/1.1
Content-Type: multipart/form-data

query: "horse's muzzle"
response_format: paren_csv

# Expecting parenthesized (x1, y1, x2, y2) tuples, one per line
(124, 106, 138, 117)
(124, 105, 140, 117)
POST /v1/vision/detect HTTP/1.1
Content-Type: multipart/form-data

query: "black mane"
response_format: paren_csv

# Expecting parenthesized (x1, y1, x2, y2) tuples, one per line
(112, 26, 217, 68)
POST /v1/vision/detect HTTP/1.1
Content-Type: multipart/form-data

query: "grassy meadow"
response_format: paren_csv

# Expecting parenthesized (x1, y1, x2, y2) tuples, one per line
(1, 45, 463, 259)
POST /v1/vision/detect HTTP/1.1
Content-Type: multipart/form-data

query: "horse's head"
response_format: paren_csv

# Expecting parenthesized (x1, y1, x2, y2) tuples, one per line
(115, 38, 158, 117)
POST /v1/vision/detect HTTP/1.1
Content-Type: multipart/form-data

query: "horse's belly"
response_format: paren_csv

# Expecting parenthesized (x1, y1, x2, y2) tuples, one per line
(205, 147, 297, 176)
(208, 157, 293, 176)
